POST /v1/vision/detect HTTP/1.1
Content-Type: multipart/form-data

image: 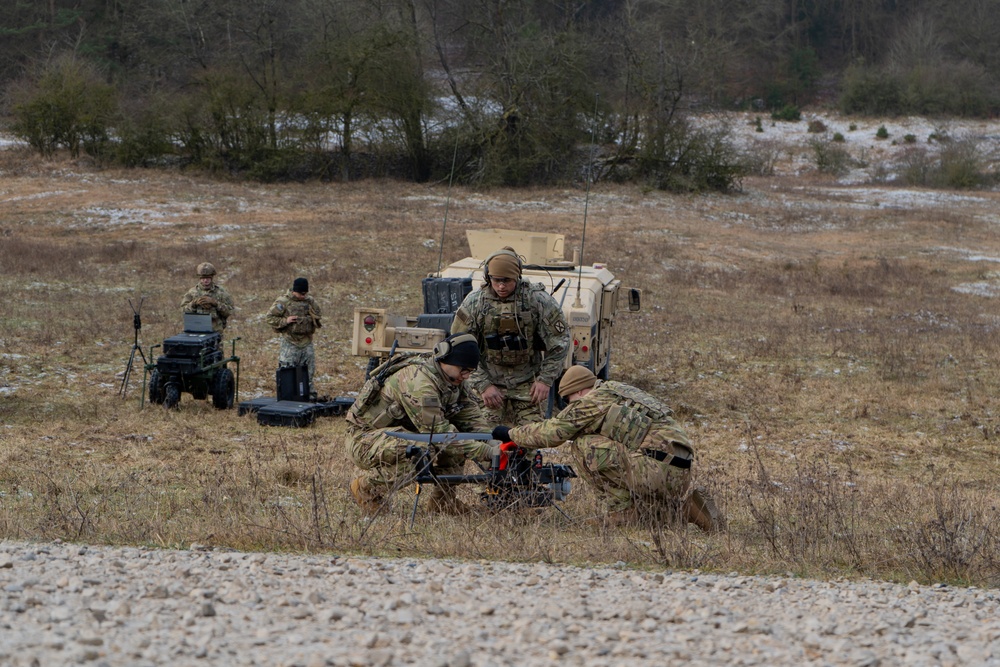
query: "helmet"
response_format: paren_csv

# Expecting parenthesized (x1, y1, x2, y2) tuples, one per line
(197, 262, 217, 277)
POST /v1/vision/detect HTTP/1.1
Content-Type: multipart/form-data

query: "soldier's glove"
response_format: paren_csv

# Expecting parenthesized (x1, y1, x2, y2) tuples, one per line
(202, 297, 218, 307)
(491, 425, 511, 442)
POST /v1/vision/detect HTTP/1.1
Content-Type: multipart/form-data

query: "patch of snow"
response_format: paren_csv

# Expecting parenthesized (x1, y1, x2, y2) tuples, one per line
(0, 134, 26, 149)
(72, 206, 171, 228)
(952, 282, 1000, 297)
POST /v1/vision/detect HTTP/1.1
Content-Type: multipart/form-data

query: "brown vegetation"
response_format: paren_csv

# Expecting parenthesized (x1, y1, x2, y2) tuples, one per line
(3, 146, 1000, 586)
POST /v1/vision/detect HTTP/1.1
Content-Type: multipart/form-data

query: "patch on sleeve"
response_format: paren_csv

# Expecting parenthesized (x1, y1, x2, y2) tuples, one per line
(454, 308, 470, 324)
(420, 396, 441, 409)
(553, 319, 566, 334)
(274, 303, 284, 312)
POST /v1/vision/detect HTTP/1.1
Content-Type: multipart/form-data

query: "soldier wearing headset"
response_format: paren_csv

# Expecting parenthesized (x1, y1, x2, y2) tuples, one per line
(450, 246, 570, 426)
(345, 333, 494, 516)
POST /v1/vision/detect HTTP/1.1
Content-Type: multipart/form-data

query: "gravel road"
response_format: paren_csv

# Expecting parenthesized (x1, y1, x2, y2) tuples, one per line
(1, 540, 998, 666)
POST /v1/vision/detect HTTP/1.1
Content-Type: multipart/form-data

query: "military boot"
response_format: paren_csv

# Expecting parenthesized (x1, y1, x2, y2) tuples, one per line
(350, 477, 383, 515)
(686, 486, 725, 534)
(425, 486, 469, 516)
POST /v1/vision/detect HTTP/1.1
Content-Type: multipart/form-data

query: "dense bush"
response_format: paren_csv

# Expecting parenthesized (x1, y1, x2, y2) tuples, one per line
(9, 57, 117, 158)
(635, 122, 745, 193)
(771, 105, 801, 122)
(839, 66, 904, 115)
(840, 62, 998, 117)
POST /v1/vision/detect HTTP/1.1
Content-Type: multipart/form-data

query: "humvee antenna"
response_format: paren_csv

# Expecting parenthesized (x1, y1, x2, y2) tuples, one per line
(436, 135, 461, 275)
(574, 94, 599, 308)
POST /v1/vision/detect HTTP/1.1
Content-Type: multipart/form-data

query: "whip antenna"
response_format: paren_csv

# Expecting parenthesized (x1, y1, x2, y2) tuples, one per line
(436, 134, 461, 275)
(574, 94, 599, 308)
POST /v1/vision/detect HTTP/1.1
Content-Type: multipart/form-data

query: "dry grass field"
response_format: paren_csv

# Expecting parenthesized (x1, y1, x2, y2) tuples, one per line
(3, 135, 1000, 587)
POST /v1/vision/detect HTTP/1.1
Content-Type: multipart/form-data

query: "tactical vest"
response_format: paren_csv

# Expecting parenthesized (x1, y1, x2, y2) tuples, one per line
(481, 282, 541, 367)
(347, 353, 425, 429)
(285, 298, 319, 336)
(597, 381, 675, 450)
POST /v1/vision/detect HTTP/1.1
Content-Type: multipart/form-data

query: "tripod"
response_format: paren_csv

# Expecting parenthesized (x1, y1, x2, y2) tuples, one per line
(119, 297, 148, 399)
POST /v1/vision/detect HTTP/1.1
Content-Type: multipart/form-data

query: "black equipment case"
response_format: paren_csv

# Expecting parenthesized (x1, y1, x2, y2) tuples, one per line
(313, 397, 356, 417)
(421, 276, 473, 315)
(416, 313, 456, 332)
(276, 364, 310, 402)
(256, 400, 319, 428)
(237, 397, 279, 416)
(157, 332, 222, 374)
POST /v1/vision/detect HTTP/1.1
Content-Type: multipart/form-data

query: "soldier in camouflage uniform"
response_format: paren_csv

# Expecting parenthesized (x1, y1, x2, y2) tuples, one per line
(346, 333, 495, 515)
(493, 365, 724, 532)
(451, 247, 570, 428)
(265, 277, 322, 398)
(180, 262, 234, 334)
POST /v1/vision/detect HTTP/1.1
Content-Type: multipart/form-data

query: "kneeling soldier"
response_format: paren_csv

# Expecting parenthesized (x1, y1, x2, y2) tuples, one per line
(346, 333, 494, 516)
(492, 365, 724, 532)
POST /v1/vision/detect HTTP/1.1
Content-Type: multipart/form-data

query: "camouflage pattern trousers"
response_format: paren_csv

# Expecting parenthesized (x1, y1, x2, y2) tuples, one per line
(278, 339, 315, 391)
(346, 426, 470, 492)
(479, 382, 546, 428)
(569, 434, 690, 513)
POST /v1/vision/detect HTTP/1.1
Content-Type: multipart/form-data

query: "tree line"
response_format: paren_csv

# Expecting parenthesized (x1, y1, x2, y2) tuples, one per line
(2, 0, 998, 188)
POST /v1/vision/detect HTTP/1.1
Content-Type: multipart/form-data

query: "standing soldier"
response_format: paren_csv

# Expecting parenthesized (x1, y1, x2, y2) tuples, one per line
(492, 365, 724, 532)
(180, 262, 234, 334)
(265, 277, 322, 398)
(346, 333, 494, 516)
(451, 246, 570, 426)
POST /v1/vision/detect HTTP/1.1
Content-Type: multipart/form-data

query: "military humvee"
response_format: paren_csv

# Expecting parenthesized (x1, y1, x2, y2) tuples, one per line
(351, 229, 641, 383)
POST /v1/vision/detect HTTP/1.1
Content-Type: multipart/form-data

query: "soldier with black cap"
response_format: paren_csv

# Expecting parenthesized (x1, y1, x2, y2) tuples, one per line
(346, 333, 495, 516)
(492, 365, 724, 532)
(180, 262, 234, 334)
(450, 246, 570, 427)
(266, 277, 322, 398)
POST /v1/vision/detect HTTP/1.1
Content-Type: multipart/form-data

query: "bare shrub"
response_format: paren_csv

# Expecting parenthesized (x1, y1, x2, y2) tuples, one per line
(896, 147, 934, 186)
(891, 477, 1000, 585)
(740, 139, 781, 177)
(807, 119, 827, 133)
(810, 139, 851, 176)
(895, 139, 987, 189)
(936, 139, 985, 189)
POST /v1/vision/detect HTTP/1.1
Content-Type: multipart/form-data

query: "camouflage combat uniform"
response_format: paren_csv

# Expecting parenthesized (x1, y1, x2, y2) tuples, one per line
(346, 354, 493, 493)
(265, 290, 322, 388)
(509, 380, 697, 515)
(180, 283, 234, 334)
(451, 279, 569, 425)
